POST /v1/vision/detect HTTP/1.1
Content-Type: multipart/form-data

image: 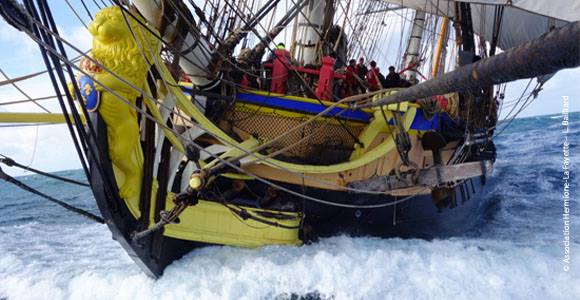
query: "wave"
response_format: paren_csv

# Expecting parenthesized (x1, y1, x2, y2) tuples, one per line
(1, 112, 578, 299)
(1, 235, 579, 300)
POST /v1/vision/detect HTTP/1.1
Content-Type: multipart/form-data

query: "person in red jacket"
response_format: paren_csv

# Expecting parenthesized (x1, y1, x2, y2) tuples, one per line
(367, 60, 381, 91)
(355, 57, 367, 92)
(345, 59, 358, 96)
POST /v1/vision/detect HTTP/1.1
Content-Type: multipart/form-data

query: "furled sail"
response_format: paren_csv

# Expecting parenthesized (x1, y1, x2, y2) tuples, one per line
(383, 0, 579, 50)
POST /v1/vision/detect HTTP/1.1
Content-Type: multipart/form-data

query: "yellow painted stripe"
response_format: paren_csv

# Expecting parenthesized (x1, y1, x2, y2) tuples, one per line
(164, 60, 417, 174)
(0, 112, 85, 124)
(163, 198, 302, 247)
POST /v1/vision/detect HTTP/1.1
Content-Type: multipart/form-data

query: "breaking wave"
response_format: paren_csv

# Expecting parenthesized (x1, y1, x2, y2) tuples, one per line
(0, 113, 578, 299)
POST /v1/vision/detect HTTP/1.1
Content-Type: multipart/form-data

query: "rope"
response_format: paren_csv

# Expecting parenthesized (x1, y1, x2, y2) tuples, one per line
(0, 69, 46, 87)
(0, 123, 61, 128)
(0, 94, 61, 106)
(0, 67, 51, 113)
(0, 154, 90, 187)
(493, 82, 542, 137)
(15, 2, 426, 202)
(0, 51, 89, 88)
(222, 202, 301, 229)
(131, 202, 188, 241)
(0, 165, 104, 223)
(63, 0, 88, 29)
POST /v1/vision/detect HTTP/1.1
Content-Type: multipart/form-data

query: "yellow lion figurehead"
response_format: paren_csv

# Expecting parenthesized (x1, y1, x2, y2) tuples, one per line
(87, 6, 160, 94)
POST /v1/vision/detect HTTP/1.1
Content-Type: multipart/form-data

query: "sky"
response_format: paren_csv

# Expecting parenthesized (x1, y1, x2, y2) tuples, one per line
(0, 1, 578, 177)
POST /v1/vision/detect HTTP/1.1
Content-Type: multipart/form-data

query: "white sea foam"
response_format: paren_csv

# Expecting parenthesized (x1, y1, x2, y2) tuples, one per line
(1, 223, 579, 300)
(1, 114, 578, 300)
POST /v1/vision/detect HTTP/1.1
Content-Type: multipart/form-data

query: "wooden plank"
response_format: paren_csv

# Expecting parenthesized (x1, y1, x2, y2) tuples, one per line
(348, 160, 493, 192)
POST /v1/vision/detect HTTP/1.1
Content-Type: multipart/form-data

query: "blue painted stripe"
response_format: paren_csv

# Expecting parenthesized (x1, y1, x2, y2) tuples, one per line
(181, 84, 368, 122)
(235, 93, 370, 122)
(408, 109, 455, 131)
(181, 87, 454, 131)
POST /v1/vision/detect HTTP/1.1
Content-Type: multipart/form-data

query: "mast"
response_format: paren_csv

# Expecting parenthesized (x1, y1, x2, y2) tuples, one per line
(431, 17, 449, 78)
(132, 0, 216, 87)
(295, 0, 325, 64)
(456, 2, 476, 65)
(359, 21, 580, 108)
(252, 0, 310, 63)
(402, 10, 426, 80)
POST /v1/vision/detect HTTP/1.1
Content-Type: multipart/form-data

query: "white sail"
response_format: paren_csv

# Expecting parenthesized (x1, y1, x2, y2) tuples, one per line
(383, 0, 578, 50)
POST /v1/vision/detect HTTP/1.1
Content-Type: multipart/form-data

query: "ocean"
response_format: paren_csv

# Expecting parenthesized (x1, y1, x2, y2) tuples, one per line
(1, 112, 578, 300)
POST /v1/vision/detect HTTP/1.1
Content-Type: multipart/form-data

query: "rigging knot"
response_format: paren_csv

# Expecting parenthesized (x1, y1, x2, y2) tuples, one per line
(0, 0, 31, 31)
(0, 157, 15, 167)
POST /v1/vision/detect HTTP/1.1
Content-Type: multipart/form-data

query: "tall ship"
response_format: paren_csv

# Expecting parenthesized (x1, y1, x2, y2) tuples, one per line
(0, 0, 578, 277)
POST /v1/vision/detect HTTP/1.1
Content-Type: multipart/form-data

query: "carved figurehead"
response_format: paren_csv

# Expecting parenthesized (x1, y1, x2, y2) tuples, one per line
(84, 6, 160, 199)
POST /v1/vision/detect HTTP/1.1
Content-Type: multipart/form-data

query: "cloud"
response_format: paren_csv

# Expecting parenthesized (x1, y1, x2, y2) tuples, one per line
(502, 68, 580, 119)
(0, 23, 86, 177)
(0, 19, 38, 55)
(0, 124, 82, 177)
(59, 25, 92, 56)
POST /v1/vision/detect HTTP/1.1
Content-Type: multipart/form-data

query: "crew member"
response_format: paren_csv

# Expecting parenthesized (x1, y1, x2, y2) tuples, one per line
(367, 60, 380, 91)
(266, 42, 288, 62)
(383, 66, 401, 88)
(355, 57, 368, 92)
(408, 74, 419, 86)
(345, 59, 358, 96)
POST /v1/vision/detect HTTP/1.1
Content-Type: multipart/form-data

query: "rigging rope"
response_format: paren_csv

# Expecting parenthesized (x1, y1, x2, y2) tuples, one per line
(0, 154, 90, 187)
(0, 94, 61, 106)
(0, 165, 104, 223)
(0, 51, 89, 88)
(0, 67, 51, 113)
(19, 17, 414, 201)
(8, 1, 429, 205)
(493, 81, 543, 137)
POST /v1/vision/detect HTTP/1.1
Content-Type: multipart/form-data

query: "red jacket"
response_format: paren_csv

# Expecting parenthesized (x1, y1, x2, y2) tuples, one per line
(367, 67, 380, 90)
(346, 65, 357, 86)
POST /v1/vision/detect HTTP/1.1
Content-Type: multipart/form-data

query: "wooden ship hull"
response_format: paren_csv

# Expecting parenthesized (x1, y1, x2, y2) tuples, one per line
(0, 0, 577, 278)
(85, 86, 496, 277)
(88, 110, 492, 277)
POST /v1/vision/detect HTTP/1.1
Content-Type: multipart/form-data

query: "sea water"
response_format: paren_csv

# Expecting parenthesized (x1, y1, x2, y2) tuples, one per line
(1, 113, 578, 300)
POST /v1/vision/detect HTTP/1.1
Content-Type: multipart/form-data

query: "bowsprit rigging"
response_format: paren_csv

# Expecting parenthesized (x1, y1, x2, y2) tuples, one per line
(0, 156, 103, 224)
(0, 0, 578, 278)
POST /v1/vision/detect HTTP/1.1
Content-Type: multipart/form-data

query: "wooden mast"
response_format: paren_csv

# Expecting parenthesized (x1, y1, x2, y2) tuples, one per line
(431, 17, 449, 78)
(359, 21, 580, 108)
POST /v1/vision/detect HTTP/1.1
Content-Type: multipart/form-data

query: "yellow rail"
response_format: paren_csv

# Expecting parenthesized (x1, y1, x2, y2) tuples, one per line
(0, 112, 85, 124)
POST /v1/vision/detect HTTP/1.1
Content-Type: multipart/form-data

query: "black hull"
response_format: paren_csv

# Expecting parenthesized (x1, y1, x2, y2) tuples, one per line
(302, 176, 487, 239)
(87, 113, 204, 277)
(86, 113, 490, 277)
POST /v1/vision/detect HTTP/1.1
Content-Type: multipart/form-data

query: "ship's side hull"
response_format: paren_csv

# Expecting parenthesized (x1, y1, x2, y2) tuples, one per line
(301, 176, 487, 239)
(87, 113, 205, 277)
(86, 111, 490, 277)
